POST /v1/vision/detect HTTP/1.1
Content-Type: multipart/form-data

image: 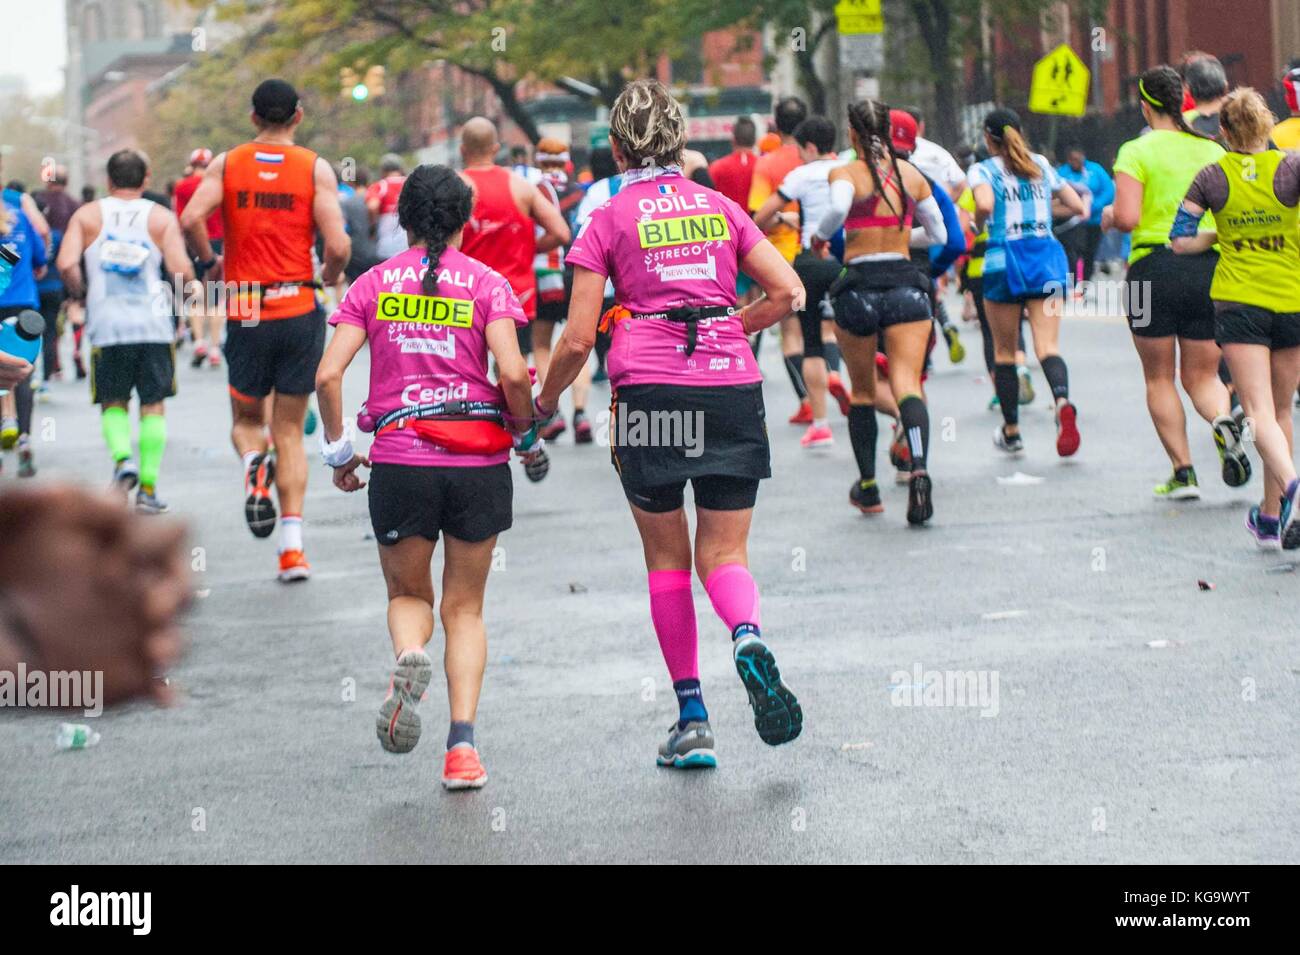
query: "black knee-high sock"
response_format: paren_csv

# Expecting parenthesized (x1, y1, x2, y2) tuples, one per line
(897, 395, 929, 473)
(977, 310, 995, 375)
(1040, 354, 1069, 402)
(847, 404, 878, 483)
(784, 353, 808, 400)
(994, 363, 1020, 426)
(823, 340, 842, 373)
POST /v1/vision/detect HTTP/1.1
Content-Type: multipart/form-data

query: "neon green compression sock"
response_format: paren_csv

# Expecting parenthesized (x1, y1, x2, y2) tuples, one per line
(101, 406, 132, 463)
(138, 414, 167, 491)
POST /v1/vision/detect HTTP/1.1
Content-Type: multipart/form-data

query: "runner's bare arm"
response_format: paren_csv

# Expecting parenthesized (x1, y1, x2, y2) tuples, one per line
(20, 192, 49, 242)
(529, 182, 571, 253)
(152, 206, 197, 291)
(485, 317, 534, 428)
(753, 191, 788, 232)
(55, 205, 90, 299)
(1053, 180, 1087, 220)
(971, 182, 994, 233)
(537, 266, 603, 413)
(737, 239, 805, 334)
(315, 322, 367, 445)
(313, 159, 351, 286)
(179, 153, 225, 263)
(1110, 172, 1142, 232)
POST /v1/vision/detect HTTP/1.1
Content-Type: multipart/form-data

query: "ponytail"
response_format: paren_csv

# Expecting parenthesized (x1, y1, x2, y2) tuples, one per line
(1138, 65, 1216, 141)
(395, 163, 474, 295)
(997, 127, 1040, 180)
(847, 98, 908, 230)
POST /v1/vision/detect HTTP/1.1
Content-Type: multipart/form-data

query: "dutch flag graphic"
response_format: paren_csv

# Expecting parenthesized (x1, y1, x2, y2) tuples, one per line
(254, 152, 285, 164)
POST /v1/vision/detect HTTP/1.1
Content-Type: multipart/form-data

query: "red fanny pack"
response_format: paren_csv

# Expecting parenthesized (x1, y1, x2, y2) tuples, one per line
(379, 418, 513, 455)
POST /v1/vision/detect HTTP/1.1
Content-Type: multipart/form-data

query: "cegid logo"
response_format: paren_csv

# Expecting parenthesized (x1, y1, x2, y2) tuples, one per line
(50, 885, 151, 935)
(377, 292, 474, 328)
(401, 381, 469, 405)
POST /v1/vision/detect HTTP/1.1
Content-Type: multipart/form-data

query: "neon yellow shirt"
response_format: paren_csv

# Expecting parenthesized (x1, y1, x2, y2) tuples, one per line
(1113, 129, 1223, 263)
(1209, 150, 1300, 311)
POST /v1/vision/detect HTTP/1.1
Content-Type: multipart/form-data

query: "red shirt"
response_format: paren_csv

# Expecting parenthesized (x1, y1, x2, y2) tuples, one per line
(460, 166, 537, 319)
(173, 173, 223, 240)
(708, 149, 756, 210)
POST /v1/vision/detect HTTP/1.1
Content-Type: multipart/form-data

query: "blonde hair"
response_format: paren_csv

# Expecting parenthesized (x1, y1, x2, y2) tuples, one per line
(609, 79, 686, 169)
(997, 127, 1040, 181)
(1219, 87, 1275, 151)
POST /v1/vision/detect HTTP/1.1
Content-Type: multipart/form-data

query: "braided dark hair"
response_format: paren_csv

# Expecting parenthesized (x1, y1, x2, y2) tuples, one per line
(1137, 65, 1214, 140)
(847, 99, 906, 230)
(397, 164, 474, 295)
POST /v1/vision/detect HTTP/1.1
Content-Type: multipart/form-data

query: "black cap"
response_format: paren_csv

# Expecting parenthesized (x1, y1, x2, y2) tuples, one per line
(252, 79, 300, 125)
(983, 107, 1022, 140)
(15, 309, 45, 341)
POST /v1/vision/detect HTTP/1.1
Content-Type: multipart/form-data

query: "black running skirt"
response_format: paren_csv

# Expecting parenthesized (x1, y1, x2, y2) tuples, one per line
(609, 383, 771, 489)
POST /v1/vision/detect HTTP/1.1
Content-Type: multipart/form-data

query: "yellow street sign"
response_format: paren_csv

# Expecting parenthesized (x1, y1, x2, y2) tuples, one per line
(1029, 43, 1090, 117)
(835, 0, 883, 36)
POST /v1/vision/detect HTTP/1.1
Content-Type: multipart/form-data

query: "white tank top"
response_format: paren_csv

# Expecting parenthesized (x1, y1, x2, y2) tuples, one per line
(84, 197, 171, 346)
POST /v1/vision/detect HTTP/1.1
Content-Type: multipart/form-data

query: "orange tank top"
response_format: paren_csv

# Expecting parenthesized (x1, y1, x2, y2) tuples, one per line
(222, 142, 318, 321)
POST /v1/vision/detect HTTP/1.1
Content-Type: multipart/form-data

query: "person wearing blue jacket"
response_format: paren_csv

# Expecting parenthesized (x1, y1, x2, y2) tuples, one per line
(1056, 145, 1114, 282)
(1, 185, 48, 476)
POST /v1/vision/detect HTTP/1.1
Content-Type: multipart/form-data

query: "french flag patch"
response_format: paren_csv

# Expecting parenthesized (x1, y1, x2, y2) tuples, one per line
(254, 152, 285, 164)
(657, 184, 678, 195)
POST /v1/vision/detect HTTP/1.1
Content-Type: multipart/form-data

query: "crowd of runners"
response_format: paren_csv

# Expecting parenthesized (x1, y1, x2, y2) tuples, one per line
(3, 49, 1300, 788)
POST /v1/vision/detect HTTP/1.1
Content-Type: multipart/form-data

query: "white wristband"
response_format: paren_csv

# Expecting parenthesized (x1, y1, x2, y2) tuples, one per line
(320, 433, 354, 468)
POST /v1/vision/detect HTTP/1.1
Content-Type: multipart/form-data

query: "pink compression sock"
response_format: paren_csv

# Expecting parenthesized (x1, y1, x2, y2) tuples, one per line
(704, 563, 761, 636)
(648, 570, 698, 681)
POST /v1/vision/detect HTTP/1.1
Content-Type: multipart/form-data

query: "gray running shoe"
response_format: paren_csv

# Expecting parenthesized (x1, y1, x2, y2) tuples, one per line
(376, 649, 433, 754)
(1212, 414, 1251, 488)
(733, 633, 803, 746)
(113, 459, 139, 495)
(656, 720, 717, 768)
(135, 487, 169, 514)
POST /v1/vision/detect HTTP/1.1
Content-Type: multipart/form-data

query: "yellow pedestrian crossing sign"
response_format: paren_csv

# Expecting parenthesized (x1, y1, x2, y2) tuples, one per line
(835, 0, 883, 36)
(1029, 44, 1090, 117)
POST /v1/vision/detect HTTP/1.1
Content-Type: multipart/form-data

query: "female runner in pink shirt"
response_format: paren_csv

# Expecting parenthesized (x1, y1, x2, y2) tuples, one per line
(539, 79, 807, 769)
(316, 165, 542, 790)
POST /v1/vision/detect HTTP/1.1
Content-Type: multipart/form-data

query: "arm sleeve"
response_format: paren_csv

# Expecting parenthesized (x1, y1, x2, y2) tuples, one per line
(1275, 154, 1300, 207)
(816, 178, 854, 240)
(913, 194, 947, 246)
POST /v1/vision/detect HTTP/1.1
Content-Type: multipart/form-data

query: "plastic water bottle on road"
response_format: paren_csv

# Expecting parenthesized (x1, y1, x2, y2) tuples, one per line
(56, 723, 101, 751)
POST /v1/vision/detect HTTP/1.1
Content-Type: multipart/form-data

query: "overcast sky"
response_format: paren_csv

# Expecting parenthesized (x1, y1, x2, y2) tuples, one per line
(1, 0, 67, 97)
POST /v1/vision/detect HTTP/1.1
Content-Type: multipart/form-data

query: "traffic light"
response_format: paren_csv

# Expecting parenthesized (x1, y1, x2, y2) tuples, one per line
(341, 65, 385, 102)
(339, 67, 358, 98)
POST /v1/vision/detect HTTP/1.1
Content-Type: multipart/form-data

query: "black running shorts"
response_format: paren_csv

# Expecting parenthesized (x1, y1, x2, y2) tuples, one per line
(90, 342, 176, 405)
(224, 306, 325, 400)
(610, 382, 770, 512)
(1125, 247, 1217, 340)
(1214, 301, 1300, 350)
(367, 461, 513, 544)
(831, 258, 932, 338)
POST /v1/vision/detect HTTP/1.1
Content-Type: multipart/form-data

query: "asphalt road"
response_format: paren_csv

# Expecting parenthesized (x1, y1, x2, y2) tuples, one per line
(2, 292, 1297, 864)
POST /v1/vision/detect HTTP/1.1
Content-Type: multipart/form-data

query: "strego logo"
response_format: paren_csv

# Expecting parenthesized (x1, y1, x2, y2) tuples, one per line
(0, 664, 102, 716)
(50, 885, 151, 935)
(401, 381, 468, 405)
